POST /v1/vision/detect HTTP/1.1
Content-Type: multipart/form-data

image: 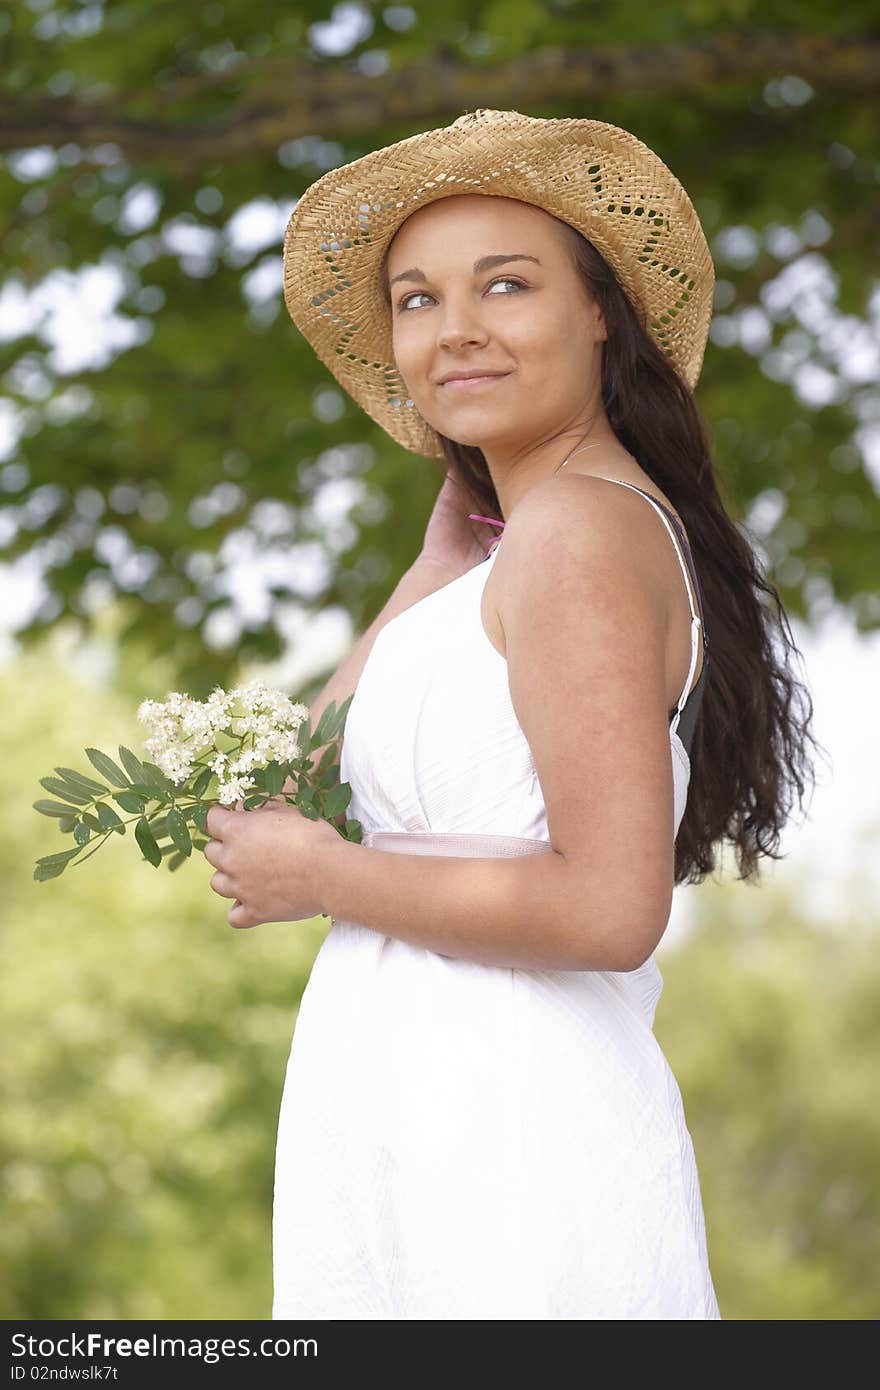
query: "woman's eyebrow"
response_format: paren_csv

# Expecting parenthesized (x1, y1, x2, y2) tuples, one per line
(389, 253, 541, 289)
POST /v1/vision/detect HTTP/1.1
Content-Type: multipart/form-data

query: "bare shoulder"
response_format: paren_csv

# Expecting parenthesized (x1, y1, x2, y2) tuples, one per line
(503, 471, 682, 549)
(491, 473, 671, 639)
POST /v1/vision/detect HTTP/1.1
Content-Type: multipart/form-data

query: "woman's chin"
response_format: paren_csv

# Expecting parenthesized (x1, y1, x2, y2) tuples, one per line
(439, 430, 494, 450)
(430, 416, 508, 449)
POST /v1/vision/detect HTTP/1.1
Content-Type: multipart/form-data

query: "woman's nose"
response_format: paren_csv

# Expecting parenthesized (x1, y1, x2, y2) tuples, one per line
(436, 315, 489, 350)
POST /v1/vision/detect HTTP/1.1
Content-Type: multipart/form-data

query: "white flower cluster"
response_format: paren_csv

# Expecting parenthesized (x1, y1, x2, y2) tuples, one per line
(137, 680, 310, 807)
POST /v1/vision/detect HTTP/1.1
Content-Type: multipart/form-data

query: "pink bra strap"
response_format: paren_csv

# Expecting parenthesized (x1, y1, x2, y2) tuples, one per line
(468, 513, 505, 557)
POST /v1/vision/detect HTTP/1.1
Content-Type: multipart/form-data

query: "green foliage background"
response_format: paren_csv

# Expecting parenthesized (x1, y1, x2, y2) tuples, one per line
(3, 637, 326, 1320)
(2, 0, 878, 1321)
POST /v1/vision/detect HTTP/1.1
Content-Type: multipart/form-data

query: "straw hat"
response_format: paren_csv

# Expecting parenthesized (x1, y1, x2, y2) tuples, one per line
(282, 108, 714, 459)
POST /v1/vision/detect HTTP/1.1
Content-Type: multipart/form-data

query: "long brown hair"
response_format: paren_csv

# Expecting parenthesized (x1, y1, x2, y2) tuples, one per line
(388, 217, 827, 886)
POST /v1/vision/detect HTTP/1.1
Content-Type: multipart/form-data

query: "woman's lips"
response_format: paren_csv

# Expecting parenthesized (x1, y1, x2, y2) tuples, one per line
(440, 373, 509, 390)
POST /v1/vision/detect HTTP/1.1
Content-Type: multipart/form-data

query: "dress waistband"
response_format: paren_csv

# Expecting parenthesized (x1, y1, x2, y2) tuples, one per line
(361, 830, 554, 858)
(356, 831, 662, 1030)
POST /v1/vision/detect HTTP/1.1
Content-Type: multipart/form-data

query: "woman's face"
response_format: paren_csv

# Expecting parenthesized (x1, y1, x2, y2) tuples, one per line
(384, 195, 607, 456)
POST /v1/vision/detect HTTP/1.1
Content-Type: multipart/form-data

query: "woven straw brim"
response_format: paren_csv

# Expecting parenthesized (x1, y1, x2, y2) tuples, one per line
(283, 108, 715, 459)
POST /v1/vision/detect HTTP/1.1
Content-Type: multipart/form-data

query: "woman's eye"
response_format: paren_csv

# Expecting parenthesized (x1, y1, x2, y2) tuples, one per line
(398, 277, 526, 312)
(487, 277, 524, 295)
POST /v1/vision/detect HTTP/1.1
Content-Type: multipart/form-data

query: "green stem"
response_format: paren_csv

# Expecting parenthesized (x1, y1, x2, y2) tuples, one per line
(67, 830, 115, 867)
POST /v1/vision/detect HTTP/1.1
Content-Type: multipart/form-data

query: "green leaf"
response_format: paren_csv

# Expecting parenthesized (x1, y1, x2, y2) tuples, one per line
(96, 802, 125, 834)
(35, 846, 84, 866)
(311, 701, 338, 749)
(167, 851, 187, 872)
(118, 745, 148, 783)
(113, 790, 146, 814)
(318, 762, 337, 790)
(34, 862, 66, 881)
(127, 781, 169, 802)
(166, 806, 192, 857)
(34, 799, 84, 818)
(85, 747, 130, 787)
(134, 816, 162, 867)
(141, 761, 179, 793)
(191, 803, 210, 835)
(264, 761, 285, 796)
(38, 777, 92, 805)
(316, 744, 338, 778)
(80, 811, 102, 831)
(33, 845, 83, 880)
(59, 815, 78, 833)
(324, 782, 352, 818)
(326, 693, 353, 738)
(191, 765, 213, 797)
(124, 781, 153, 797)
(54, 766, 109, 797)
(73, 822, 91, 846)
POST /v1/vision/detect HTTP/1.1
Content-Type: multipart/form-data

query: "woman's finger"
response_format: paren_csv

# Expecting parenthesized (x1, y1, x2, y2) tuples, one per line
(229, 899, 257, 930)
(210, 870, 237, 900)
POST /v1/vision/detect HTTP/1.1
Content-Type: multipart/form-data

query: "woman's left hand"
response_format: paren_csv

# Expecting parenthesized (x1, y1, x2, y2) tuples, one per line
(203, 799, 340, 929)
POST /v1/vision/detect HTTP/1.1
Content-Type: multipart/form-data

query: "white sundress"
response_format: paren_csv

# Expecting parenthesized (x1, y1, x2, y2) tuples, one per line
(272, 478, 721, 1319)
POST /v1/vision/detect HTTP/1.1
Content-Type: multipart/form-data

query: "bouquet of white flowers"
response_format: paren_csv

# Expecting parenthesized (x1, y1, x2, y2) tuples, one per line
(32, 679, 358, 881)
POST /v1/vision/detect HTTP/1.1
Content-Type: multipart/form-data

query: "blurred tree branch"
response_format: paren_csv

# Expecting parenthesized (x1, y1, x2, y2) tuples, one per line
(2, 31, 878, 161)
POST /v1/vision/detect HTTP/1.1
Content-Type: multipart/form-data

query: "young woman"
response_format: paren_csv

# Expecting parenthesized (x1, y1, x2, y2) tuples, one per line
(203, 110, 820, 1319)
